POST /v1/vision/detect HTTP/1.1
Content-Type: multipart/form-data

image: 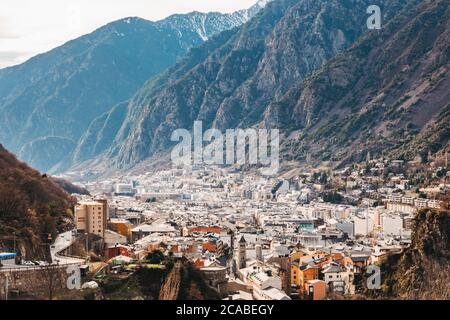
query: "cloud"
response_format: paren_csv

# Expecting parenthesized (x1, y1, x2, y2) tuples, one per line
(0, 17, 20, 39)
(0, 31, 19, 39)
(0, 51, 31, 68)
(0, 0, 258, 68)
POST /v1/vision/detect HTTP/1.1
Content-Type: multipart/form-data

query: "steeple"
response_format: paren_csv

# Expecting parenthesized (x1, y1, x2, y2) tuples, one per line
(255, 238, 263, 262)
(237, 235, 247, 269)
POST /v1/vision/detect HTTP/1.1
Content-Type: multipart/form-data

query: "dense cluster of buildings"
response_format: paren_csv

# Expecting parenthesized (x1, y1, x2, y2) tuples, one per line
(70, 157, 448, 300)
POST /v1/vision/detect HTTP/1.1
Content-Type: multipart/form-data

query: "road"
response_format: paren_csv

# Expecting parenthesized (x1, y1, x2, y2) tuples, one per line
(0, 230, 83, 271)
(50, 230, 85, 265)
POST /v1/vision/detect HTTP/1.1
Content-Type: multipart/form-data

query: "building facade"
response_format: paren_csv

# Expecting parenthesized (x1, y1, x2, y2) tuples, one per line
(75, 199, 108, 238)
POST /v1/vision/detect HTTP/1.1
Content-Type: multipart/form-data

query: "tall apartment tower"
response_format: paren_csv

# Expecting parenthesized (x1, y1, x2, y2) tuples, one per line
(75, 199, 108, 238)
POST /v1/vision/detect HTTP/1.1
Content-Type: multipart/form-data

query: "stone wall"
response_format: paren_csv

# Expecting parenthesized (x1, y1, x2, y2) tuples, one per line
(0, 265, 71, 299)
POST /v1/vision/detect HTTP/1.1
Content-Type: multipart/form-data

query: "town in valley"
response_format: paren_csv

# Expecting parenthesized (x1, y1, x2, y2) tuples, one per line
(2, 152, 447, 300)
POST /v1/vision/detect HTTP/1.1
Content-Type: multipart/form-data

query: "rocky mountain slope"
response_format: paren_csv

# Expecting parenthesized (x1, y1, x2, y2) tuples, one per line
(270, 0, 449, 165)
(51, 177, 90, 195)
(359, 208, 450, 300)
(0, 2, 268, 173)
(0, 144, 75, 259)
(4, 0, 447, 175)
(98, 255, 220, 300)
(70, 25, 241, 170)
(77, 0, 407, 172)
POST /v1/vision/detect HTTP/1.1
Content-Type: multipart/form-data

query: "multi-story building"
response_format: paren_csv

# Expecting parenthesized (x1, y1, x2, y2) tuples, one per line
(109, 219, 133, 240)
(391, 194, 403, 203)
(114, 183, 134, 196)
(386, 202, 415, 214)
(382, 213, 404, 236)
(322, 263, 348, 294)
(427, 200, 442, 209)
(402, 197, 415, 205)
(75, 199, 108, 238)
(353, 215, 374, 237)
(414, 198, 429, 209)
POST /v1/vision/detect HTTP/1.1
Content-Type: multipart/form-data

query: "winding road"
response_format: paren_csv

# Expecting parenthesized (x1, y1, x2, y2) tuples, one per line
(50, 230, 85, 265)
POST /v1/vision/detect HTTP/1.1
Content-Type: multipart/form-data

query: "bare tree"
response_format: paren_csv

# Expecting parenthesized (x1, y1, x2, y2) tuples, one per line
(40, 265, 62, 300)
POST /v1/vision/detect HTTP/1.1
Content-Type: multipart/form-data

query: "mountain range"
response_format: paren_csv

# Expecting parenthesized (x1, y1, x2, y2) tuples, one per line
(0, 0, 269, 172)
(72, 0, 449, 175)
(0, 0, 448, 176)
(271, 0, 449, 165)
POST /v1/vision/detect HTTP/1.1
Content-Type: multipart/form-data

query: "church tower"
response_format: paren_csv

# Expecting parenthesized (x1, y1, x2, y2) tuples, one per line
(237, 236, 247, 269)
(255, 243, 263, 262)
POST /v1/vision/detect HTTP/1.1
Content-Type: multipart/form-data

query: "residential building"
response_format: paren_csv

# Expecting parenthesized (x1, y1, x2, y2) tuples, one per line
(75, 199, 108, 238)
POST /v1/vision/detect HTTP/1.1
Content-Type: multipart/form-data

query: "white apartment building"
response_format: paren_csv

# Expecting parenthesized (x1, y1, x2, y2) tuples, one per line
(322, 263, 353, 295)
(427, 200, 441, 209)
(414, 198, 428, 209)
(115, 183, 134, 195)
(382, 214, 404, 236)
(402, 197, 415, 205)
(353, 215, 374, 237)
(386, 202, 415, 214)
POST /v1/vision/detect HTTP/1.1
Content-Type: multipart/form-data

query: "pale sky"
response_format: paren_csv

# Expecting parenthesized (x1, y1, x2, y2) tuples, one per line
(0, 0, 257, 69)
